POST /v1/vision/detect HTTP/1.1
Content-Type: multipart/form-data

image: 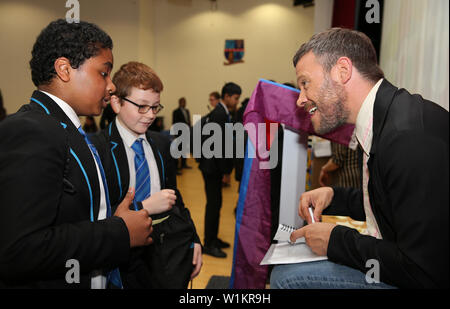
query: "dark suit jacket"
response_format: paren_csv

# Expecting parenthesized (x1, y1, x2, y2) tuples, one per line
(198, 103, 234, 175)
(325, 79, 449, 288)
(0, 91, 130, 288)
(172, 107, 191, 126)
(91, 119, 200, 288)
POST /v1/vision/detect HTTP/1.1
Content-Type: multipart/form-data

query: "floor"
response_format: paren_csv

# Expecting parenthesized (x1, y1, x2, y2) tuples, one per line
(176, 158, 367, 289)
(176, 158, 239, 289)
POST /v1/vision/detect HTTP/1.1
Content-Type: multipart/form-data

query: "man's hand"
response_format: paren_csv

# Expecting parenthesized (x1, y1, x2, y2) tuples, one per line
(299, 187, 334, 224)
(190, 243, 203, 280)
(319, 168, 331, 187)
(290, 223, 336, 256)
(141, 189, 176, 215)
(114, 188, 153, 247)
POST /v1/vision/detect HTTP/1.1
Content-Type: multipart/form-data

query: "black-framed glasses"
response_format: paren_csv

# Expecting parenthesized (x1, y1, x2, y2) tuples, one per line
(121, 97, 164, 114)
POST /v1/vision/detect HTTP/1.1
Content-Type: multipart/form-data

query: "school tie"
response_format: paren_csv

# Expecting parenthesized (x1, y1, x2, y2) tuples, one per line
(131, 138, 151, 203)
(78, 127, 123, 289)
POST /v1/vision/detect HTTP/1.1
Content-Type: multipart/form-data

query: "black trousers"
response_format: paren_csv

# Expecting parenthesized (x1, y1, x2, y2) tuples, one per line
(201, 170, 223, 247)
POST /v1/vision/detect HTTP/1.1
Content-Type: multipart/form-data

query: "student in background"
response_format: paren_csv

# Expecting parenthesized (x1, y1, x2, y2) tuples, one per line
(83, 115, 99, 134)
(198, 82, 241, 258)
(319, 141, 361, 189)
(92, 61, 202, 288)
(0, 19, 152, 288)
(172, 97, 192, 171)
(0, 89, 6, 121)
(208, 91, 220, 111)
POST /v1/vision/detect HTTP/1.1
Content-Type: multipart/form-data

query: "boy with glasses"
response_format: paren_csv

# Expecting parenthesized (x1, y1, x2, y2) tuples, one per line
(92, 61, 202, 288)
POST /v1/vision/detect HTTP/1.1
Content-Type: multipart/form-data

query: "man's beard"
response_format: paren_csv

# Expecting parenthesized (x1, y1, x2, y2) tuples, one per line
(314, 76, 350, 135)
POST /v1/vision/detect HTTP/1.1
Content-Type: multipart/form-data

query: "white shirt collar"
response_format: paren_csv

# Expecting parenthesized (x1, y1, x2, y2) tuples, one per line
(115, 116, 147, 148)
(40, 90, 81, 129)
(218, 101, 229, 115)
(355, 79, 383, 156)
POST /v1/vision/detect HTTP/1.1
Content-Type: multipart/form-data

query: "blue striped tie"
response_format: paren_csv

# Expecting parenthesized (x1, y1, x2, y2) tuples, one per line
(78, 127, 123, 289)
(131, 138, 151, 204)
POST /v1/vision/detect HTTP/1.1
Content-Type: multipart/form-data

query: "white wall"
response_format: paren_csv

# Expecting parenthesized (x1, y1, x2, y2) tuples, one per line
(0, 0, 314, 127)
(151, 0, 314, 125)
(0, 0, 141, 116)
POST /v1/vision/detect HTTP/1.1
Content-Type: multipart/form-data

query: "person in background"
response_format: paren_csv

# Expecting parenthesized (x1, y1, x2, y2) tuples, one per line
(173, 97, 191, 171)
(208, 91, 220, 111)
(0, 89, 6, 121)
(319, 141, 361, 189)
(199, 82, 241, 258)
(100, 103, 115, 129)
(271, 27, 448, 289)
(83, 115, 98, 134)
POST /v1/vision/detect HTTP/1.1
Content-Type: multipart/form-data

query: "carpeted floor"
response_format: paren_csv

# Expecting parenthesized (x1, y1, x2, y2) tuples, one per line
(205, 275, 230, 289)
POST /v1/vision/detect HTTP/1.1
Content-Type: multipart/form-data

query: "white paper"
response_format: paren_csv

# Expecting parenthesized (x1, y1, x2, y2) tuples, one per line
(312, 139, 332, 157)
(260, 242, 328, 265)
(273, 224, 305, 244)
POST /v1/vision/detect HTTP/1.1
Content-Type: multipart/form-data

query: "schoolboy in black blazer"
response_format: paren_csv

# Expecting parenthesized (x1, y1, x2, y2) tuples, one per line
(0, 19, 152, 288)
(91, 61, 202, 288)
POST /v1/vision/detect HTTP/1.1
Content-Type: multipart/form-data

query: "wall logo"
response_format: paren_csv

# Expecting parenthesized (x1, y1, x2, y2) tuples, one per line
(224, 39, 245, 65)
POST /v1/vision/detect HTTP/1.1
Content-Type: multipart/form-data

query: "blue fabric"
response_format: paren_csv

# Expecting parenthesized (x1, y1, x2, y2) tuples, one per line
(270, 260, 396, 289)
(131, 138, 151, 203)
(78, 127, 123, 289)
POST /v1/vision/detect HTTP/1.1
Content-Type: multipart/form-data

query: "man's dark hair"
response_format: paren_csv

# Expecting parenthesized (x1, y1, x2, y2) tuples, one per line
(30, 19, 113, 87)
(221, 82, 242, 99)
(293, 28, 384, 83)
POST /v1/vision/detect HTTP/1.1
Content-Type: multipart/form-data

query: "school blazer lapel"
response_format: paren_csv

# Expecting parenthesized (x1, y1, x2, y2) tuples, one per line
(108, 119, 130, 202)
(146, 132, 166, 189)
(29, 91, 102, 220)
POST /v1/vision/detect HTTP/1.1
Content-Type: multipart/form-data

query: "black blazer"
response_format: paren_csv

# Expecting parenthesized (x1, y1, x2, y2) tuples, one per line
(0, 91, 130, 288)
(198, 103, 234, 175)
(325, 80, 449, 288)
(91, 119, 200, 288)
(172, 107, 191, 126)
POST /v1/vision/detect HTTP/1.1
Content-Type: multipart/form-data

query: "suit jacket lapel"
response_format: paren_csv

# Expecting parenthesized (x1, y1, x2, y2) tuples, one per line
(29, 90, 101, 219)
(371, 79, 398, 155)
(108, 119, 130, 202)
(146, 132, 165, 189)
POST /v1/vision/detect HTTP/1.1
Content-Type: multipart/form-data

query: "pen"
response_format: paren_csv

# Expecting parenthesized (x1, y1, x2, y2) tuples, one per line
(309, 207, 315, 224)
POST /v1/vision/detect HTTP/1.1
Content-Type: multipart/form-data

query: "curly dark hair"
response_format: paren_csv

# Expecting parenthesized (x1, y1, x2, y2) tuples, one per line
(29, 19, 113, 87)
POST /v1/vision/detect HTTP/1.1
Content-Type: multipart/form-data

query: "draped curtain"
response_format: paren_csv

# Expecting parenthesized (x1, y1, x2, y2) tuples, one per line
(380, 0, 449, 110)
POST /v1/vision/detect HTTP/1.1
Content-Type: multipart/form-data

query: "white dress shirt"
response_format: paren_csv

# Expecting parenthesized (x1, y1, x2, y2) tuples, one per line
(354, 79, 383, 239)
(115, 117, 161, 196)
(40, 90, 108, 288)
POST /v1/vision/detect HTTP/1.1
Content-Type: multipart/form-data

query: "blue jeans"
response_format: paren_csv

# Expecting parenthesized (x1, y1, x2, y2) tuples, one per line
(270, 260, 396, 289)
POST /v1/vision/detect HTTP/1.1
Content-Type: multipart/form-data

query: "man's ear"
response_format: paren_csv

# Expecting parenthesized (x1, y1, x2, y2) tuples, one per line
(110, 95, 121, 114)
(54, 57, 72, 82)
(332, 57, 352, 84)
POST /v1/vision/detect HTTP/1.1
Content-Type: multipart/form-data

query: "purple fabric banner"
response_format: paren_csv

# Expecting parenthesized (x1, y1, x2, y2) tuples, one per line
(230, 79, 354, 289)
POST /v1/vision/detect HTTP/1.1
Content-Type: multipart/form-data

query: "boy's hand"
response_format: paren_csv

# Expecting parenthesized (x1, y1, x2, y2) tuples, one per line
(141, 189, 176, 215)
(114, 188, 153, 247)
(191, 243, 203, 280)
